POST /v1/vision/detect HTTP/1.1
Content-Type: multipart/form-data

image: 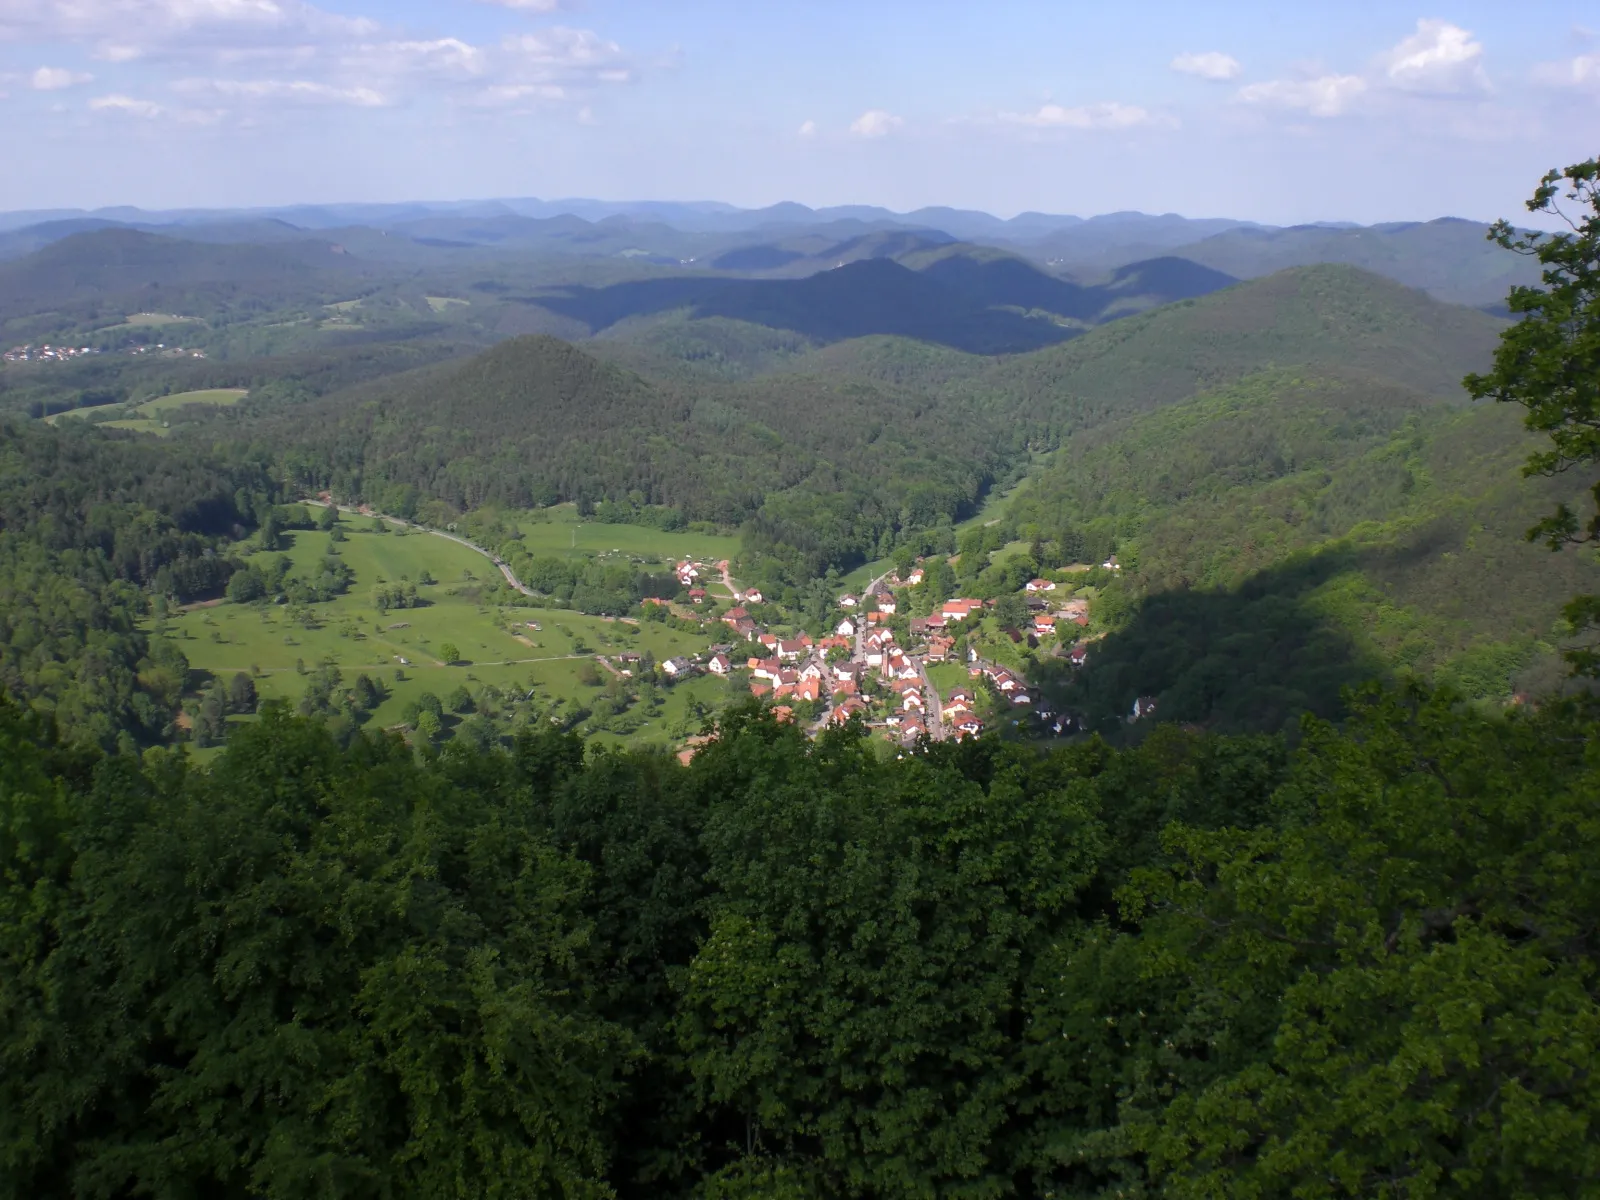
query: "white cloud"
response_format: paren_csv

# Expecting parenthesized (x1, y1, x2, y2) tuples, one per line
(849, 109, 902, 138)
(1534, 54, 1600, 92)
(89, 93, 163, 116)
(0, 0, 379, 65)
(1003, 101, 1157, 129)
(1380, 19, 1488, 94)
(500, 28, 630, 80)
(473, 82, 566, 106)
(1170, 51, 1241, 82)
(1236, 73, 1367, 117)
(797, 118, 816, 138)
(32, 67, 94, 89)
(174, 77, 387, 105)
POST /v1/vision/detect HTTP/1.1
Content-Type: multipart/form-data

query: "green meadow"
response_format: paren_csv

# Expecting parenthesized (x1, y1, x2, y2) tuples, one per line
(47, 388, 247, 431)
(138, 388, 248, 415)
(158, 524, 727, 748)
(513, 505, 741, 567)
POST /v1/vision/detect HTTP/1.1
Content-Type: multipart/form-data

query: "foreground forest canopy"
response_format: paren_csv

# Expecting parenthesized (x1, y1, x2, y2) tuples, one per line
(3, 690, 1598, 1198)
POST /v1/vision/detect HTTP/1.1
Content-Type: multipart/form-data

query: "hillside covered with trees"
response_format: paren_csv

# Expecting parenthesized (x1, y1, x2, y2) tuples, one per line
(4, 689, 1598, 1198)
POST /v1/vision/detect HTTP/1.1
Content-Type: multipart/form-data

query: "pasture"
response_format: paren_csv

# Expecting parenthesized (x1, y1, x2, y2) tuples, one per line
(514, 505, 741, 567)
(138, 387, 248, 416)
(118, 312, 203, 328)
(159, 524, 724, 749)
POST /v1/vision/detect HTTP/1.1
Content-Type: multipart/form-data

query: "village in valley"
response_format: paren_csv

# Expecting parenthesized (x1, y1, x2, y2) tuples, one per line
(647, 554, 1104, 757)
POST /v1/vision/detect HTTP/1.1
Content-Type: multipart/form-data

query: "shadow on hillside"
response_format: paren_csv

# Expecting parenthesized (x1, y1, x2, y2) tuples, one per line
(1064, 546, 1399, 738)
(535, 259, 1076, 355)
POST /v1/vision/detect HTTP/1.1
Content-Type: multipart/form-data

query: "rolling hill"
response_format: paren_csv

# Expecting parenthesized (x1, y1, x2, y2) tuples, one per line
(1154, 218, 1542, 309)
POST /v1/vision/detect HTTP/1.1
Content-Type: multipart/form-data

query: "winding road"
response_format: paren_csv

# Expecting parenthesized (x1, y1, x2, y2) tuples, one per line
(307, 501, 538, 597)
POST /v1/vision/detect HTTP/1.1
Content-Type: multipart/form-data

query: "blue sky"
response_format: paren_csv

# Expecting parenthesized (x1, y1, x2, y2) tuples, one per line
(1, 0, 1596, 222)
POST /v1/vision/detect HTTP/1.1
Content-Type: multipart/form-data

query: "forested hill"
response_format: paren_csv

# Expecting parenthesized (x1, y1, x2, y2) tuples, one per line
(262, 265, 1507, 594)
(272, 334, 1024, 578)
(967, 263, 1504, 435)
(0, 418, 276, 748)
(5, 688, 1598, 1197)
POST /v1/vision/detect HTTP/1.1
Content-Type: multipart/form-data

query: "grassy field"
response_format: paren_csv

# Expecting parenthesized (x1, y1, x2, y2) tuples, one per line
(425, 296, 470, 312)
(138, 388, 248, 415)
(927, 662, 974, 695)
(160, 525, 727, 749)
(47, 388, 247, 429)
(514, 505, 741, 567)
(119, 312, 203, 328)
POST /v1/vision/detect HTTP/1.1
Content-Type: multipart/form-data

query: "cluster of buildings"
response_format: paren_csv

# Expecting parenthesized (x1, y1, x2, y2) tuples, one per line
(667, 557, 1103, 755)
(3, 344, 101, 363)
(128, 344, 207, 358)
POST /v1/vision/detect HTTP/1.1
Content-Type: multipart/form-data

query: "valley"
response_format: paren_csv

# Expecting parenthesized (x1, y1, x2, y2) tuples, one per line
(0, 190, 1592, 763)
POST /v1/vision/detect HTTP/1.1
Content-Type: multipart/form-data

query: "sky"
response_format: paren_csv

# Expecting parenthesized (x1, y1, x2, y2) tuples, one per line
(0, 0, 1596, 223)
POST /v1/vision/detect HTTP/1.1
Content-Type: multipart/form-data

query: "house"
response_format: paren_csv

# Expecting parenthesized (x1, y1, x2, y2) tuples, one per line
(992, 673, 1020, 693)
(774, 683, 796, 700)
(956, 718, 984, 737)
(773, 705, 795, 723)
(688, 588, 707, 604)
(750, 682, 772, 698)
(905, 568, 925, 586)
(902, 691, 925, 711)
(1033, 614, 1057, 637)
(1131, 695, 1158, 720)
(835, 617, 858, 637)
(947, 687, 975, 706)
(818, 635, 851, 651)
(866, 628, 896, 649)
(941, 598, 984, 622)
(943, 702, 973, 725)
(1102, 557, 1121, 572)
(865, 611, 892, 626)
(926, 635, 956, 663)
(708, 653, 732, 676)
(830, 698, 869, 724)
(925, 613, 948, 630)
(839, 594, 859, 609)
(1069, 645, 1089, 667)
(901, 718, 927, 742)
(641, 596, 669, 608)
(870, 591, 897, 614)
(732, 618, 758, 639)
(1010, 691, 1034, 706)
(797, 676, 822, 702)
(832, 678, 859, 698)
(834, 660, 863, 682)
(799, 661, 826, 681)
(662, 656, 694, 677)
(749, 657, 783, 682)
(778, 639, 807, 660)
(778, 669, 799, 687)
(743, 590, 765, 604)
(722, 606, 750, 623)
(1024, 578, 1058, 593)
(909, 617, 928, 636)
(757, 633, 779, 650)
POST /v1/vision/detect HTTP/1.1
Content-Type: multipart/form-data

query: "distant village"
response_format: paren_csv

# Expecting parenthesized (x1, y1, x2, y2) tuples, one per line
(620, 556, 1112, 758)
(3, 342, 207, 364)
